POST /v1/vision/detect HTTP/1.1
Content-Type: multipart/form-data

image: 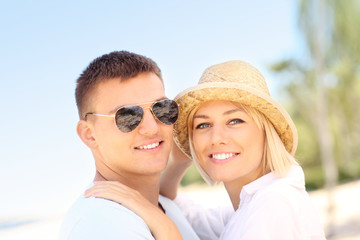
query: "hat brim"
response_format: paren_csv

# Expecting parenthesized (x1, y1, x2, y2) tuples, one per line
(173, 82, 298, 158)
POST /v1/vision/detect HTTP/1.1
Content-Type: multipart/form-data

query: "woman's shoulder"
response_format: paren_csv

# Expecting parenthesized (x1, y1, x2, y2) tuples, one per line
(250, 170, 310, 210)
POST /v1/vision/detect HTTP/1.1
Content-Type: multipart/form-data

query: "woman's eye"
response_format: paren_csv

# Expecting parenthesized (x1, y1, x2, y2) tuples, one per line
(229, 119, 244, 125)
(195, 123, 210, 129)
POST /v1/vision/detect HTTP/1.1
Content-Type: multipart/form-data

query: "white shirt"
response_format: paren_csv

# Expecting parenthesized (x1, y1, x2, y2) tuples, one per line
(58, 193, 200, 240)
(175, 166, 326, 240)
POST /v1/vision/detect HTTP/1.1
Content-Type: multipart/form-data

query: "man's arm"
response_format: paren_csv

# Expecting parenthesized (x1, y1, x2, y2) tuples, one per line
(85, 182, 183, 240)
(159, 143, 192, 199)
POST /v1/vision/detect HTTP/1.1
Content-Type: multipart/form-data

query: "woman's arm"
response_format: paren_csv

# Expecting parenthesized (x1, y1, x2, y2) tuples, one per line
(84, 181, 183, 240)
(159, 143, 192, 199)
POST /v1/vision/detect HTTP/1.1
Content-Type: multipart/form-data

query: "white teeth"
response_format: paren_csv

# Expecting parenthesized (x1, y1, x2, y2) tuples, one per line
(212, 153, 235, 160)
(137, 142, 160, 150)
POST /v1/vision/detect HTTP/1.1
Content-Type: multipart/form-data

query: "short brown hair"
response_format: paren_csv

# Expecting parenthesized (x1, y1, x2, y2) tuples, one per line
(75, 51, 163, 119)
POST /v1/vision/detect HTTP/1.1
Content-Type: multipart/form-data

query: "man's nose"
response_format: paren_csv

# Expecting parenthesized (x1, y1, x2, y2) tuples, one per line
(137, 108, 160, 136)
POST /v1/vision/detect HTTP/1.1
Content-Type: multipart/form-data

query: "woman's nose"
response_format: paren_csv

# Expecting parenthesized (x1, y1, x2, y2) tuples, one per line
(210, 125, 229, 146)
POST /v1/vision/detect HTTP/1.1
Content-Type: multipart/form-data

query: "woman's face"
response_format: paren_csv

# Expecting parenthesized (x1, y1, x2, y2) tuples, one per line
(192, 100, 265, 184)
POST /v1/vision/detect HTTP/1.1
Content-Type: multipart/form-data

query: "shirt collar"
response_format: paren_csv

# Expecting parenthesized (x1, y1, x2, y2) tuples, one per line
(240, 165, 305, 200)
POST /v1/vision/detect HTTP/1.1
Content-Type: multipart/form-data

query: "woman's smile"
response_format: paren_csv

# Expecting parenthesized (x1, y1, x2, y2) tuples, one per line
(209, 152, 239, 164)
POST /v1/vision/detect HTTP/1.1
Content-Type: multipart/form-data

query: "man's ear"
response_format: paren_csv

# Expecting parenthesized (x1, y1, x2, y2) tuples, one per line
(77, 120, 97, 149)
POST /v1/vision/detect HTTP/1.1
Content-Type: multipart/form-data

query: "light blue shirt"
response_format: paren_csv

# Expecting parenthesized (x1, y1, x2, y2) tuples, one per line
(59, 193, 200, 240)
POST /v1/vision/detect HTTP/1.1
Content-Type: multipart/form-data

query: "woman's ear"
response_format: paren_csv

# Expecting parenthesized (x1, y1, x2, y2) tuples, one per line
(77, 120, 97, 149)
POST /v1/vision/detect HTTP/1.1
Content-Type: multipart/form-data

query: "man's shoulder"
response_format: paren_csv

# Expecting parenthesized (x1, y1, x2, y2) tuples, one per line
(58, 195, 153, 240)
(159, 195, 200, 240)
(159, 194, 181, 217)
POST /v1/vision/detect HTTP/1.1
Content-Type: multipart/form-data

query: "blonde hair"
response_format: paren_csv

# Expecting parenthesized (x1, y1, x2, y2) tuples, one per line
(187, 101, 298, 186)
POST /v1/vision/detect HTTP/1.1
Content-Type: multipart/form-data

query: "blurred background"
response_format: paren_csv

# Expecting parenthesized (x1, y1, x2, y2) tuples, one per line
(1, 0, 359, 239)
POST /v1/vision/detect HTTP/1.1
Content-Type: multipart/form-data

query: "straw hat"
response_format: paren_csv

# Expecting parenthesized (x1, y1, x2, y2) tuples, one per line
(173, 60, 298, 158)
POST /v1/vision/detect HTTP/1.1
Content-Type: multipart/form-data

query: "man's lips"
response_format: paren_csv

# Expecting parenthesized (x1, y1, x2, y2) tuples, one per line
(135, 140, 163, 150)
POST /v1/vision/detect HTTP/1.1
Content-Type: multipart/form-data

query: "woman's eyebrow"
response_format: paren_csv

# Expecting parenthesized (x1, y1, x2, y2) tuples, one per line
(194, 108, 243, 119)
(193, 114, 209, 119)
(223, 108, 243, 115)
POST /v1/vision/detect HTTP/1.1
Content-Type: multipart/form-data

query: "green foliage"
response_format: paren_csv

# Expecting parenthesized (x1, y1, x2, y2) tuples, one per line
(304, 165, 324, 190)
(294, 120, 319, 166)
(270, 0, 360, 189)
(180, 164, 205, 186)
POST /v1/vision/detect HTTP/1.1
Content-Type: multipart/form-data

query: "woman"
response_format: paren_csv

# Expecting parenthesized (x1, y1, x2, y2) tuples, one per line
(85, 61, 326, 239)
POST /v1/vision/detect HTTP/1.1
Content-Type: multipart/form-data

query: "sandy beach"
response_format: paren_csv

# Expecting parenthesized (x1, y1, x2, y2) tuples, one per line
(0, 180, 359, 240)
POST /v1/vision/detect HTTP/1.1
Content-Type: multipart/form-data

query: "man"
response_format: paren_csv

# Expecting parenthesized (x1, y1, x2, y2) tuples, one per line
(58, 51, 199, 239)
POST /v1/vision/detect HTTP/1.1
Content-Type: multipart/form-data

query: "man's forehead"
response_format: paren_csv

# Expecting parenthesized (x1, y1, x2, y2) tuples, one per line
(108, 97, 169, 114)
(92, 75, 166, 113)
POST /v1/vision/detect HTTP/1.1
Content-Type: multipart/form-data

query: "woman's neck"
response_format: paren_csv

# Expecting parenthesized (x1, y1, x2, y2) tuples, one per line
(223, 166, 265, 210)
(224, 182, 242, 210)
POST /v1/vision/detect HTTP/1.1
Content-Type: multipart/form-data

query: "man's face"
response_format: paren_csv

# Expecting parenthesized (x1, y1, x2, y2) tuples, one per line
(87, 72, 173, 179)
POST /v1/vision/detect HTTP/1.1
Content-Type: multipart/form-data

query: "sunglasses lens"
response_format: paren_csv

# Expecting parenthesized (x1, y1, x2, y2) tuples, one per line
(152, 100, 179, 125)
(114, 100, 178, 133)
(115, 105, 143, 133)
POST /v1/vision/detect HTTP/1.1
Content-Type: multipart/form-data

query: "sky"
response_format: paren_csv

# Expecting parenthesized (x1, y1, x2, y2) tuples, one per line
(0, 0, 300, 220)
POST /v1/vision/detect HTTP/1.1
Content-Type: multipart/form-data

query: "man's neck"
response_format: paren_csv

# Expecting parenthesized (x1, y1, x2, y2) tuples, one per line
(94, 170, 161, 206)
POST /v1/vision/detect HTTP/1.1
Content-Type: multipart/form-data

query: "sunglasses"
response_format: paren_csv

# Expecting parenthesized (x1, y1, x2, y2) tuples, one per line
(85, 99, 179, 133)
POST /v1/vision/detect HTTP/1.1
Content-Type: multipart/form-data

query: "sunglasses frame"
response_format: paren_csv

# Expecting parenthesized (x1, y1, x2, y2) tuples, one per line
(85, 99, 179, 132)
